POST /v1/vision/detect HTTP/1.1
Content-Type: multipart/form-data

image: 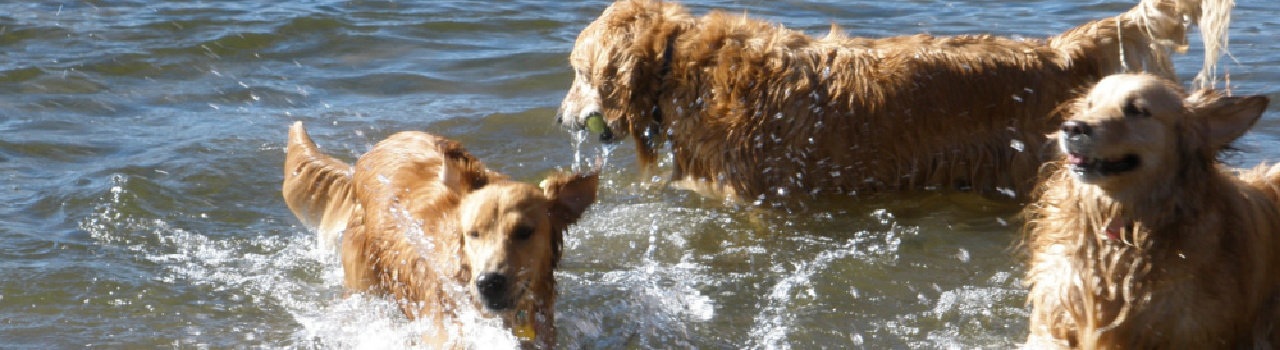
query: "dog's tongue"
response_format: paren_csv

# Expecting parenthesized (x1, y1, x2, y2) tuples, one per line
(1066, 154, 1086, 165)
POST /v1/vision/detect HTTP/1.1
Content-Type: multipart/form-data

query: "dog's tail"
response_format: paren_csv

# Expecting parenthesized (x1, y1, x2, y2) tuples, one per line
(283, 121, 359, 251)
(1052, 0, 1233, 87)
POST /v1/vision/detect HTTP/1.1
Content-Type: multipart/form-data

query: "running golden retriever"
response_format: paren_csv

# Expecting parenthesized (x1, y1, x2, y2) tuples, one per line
(557, 0, 1230, 203)
(282, 122, 598, 349)
(1023, 74, 1280, 349)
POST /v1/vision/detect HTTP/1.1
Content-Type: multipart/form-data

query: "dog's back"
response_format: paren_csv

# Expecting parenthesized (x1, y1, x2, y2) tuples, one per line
(347, 130, 493, 234)
(283, 123, 496, 251)
(284, 123, 495, 293)
(337, 130, 502, 305)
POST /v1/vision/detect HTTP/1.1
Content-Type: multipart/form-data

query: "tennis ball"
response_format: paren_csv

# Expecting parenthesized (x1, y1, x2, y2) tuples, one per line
(585, 114, 607, 134)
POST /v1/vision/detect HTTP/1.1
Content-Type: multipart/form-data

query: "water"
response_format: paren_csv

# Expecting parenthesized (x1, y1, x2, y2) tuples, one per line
(2, 0, 1278, 348)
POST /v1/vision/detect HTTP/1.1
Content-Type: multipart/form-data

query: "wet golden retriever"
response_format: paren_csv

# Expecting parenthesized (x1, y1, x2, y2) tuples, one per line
(282, 122, 598, 349)
(1023, 74, 1280, 349)
(557, 0, 1230, 203)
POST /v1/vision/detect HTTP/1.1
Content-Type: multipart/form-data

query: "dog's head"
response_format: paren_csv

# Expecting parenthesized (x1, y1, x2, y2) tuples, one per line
(1057, 73, 1268, 191)
(456, 173, 597, 313)
(556, 1, 689, 152)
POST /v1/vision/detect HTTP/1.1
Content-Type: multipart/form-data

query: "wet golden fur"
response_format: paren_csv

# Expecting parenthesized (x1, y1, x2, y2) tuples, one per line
(282, 122, 598, 349)
(1023, 74, 1280, 349)
(558, 0, 1229, 202)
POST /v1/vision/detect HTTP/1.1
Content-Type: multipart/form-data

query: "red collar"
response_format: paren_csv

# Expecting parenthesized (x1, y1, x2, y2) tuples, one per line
(1104, 218, 1128, 241)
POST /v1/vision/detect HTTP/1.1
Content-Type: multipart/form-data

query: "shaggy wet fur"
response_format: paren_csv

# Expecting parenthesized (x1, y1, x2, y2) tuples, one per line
(1023, 74, 1279, 349)
(557, 0, 1231, 203)
(282, 122, 598, 349)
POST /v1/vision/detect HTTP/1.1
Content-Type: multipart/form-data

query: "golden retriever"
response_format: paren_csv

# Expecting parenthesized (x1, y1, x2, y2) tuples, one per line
(282, 122, 598, 349)
(557, 0, 1230, 203)
(1023, 74, 1280, 349)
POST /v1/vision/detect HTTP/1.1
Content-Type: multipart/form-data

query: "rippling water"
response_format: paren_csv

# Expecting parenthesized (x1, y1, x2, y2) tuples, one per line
(2, 0, 1278, 348)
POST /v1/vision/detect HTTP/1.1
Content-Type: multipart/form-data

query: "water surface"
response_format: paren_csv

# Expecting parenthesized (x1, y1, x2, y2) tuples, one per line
(2, 0, 1278, 348)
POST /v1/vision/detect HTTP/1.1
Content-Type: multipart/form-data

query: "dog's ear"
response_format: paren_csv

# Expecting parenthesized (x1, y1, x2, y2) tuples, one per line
(540, 172, 599, 225)
(440, 160, 469, 194)
(1195, 94, 1269, 149)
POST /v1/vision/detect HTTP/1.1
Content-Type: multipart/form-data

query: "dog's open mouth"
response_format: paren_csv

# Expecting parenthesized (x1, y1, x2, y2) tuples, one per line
(483, 297, 514, 311)
(480, 286, 526, 312)
(1066, 153, 1141, 176)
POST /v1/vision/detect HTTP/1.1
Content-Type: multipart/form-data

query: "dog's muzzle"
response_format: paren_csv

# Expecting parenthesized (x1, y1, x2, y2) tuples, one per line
(476, 273, 514, 311)
(1059, 120, 1141, 177)
(1060, 120, 1095, 151)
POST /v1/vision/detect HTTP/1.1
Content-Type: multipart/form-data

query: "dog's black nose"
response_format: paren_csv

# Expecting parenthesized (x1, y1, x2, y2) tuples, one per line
(1061, 120, 1092, 136)
(476, 273, 508, 302)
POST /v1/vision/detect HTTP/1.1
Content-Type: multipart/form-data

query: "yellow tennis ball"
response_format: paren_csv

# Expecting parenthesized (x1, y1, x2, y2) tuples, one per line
(585, 114, 607, 134)
(513, 323, 536, 341)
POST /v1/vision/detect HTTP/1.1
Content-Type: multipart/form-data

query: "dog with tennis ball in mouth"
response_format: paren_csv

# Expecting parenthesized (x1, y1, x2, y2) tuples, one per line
(557, 0, 1232, 203)
(282, 122, 598, 349)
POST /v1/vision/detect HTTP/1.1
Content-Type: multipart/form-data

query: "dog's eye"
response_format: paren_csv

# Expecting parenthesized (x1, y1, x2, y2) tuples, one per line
(468, 230, 480, 239)
(1122, 100, 1150, 118)
(512, 226, 535, 241)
